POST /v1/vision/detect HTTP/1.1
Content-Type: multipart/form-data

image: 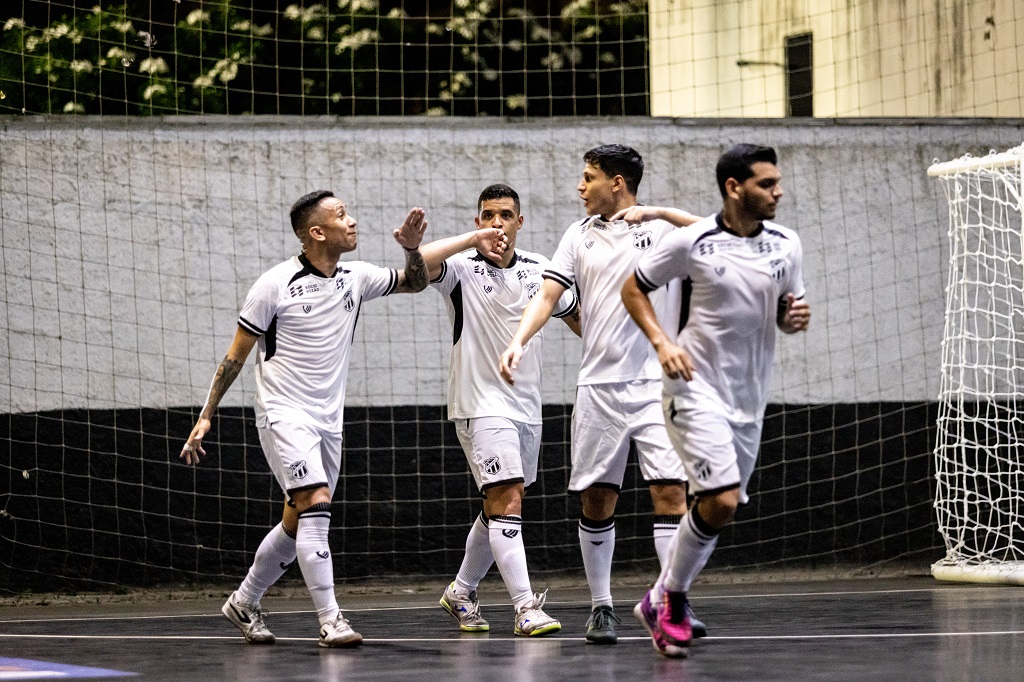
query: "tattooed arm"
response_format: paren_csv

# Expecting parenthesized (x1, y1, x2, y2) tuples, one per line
(180, 328, 258, 465)
(561, 302, 582, 337)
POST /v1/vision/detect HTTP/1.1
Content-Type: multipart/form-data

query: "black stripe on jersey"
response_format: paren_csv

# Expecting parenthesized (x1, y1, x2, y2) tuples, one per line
(238, 316, 264, 336)
(449, 281, 464, 345)
(553, 290, 579, 318)
(264, 315, 279, 361)
(634, 267, 659, 294)
(383, 268, 399, 296)
(692, 226, 725, 247)
(351, 298, 363, 344)
(678, 277, 693, 333)
(431, 260, 447, 284)
(764, 226, 789, 239)
(542, 270, 573, 289)
(470, 251, 518, 269)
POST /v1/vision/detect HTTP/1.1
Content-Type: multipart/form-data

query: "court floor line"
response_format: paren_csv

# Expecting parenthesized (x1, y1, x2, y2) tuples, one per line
(1, 631, 1023, 642)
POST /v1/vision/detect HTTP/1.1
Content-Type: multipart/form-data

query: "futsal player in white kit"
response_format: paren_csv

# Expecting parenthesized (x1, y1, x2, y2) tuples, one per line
(419, 184, 580, 636)
(179, 190, 430, 647)
(500, 145, 706, 643)
(621, 144, 811, 657)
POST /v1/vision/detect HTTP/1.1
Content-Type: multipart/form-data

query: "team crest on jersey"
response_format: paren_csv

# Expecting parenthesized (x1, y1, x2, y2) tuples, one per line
(585, 240, 595, 249)
(770, 259, 786, 282)
(526, 282, 540, 299)
(343, 289, 355, 311)
(302, 304, 312, 314)
(483, 457, 501, 475)
(633, 230, 652, 250)
(290, 460, 308, 479)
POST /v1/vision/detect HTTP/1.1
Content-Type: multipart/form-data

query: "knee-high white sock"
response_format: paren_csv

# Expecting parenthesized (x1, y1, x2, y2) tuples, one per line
(652, 514, 682, 570)
(236, 522, 296, 606)
(488, 515, 533, 611)
(660, 507, 719, 598)
(454, 512, 494, 594)
(579, 515, 615, 608)
(295, 502, 339, 624)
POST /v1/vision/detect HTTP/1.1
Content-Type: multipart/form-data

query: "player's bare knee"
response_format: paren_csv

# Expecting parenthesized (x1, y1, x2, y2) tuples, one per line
(580, 486, 618, 520)
(482, 481, 524, 517)
(289, 486, 331, 514)
(697, 488, 740, 530)
(649, 482, 687, 515)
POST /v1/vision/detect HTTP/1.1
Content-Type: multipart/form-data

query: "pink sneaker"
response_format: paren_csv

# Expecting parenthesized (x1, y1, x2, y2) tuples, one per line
(633, 590, 674, 656)
(655, 590, 692, 657)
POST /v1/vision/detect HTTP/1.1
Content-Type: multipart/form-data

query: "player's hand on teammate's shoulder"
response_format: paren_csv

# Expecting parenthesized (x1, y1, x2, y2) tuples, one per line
(779, 293, 811, 334)
(610, 205, 654, 224)
(392, 207, 428, 250)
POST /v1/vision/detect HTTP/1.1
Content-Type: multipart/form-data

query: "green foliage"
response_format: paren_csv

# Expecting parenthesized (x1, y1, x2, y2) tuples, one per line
(0, 1, 648, 116)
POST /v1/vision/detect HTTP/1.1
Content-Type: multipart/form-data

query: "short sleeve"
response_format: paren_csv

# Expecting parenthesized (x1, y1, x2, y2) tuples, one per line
(429, 256, 460, 296)
(552, 286, 578, 318)
(635, 228, 692, 293)
(347, 260, 399, 303)
(238, 273, 279, 336)
(542, 224, 579, 290)
(786, 235, 806, 301)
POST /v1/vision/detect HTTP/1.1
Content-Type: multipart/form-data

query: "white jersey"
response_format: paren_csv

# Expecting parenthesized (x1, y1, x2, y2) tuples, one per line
(432, 249, 577, 424)
(238, 253, 397, 432)
(544, 215, 678, 386)
(635, 213, 806, 423)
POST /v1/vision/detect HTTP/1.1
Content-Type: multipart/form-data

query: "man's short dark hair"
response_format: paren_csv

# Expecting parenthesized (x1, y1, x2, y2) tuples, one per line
(715, 144, 778, 197)
(477, 183, 520, 214)
(583, 144, 644, 195)
(290, 190, 334, 233)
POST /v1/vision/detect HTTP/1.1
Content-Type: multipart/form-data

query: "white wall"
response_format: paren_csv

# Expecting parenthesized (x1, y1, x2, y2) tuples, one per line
(1, 116, 1021, 412)
(650, 0, 1024, 117)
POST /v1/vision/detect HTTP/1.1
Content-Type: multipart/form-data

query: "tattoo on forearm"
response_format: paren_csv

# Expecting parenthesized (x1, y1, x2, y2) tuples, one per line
(200, 356, 245, 419)
(404, 250, 428, 292)
(567, 306, 581, 326)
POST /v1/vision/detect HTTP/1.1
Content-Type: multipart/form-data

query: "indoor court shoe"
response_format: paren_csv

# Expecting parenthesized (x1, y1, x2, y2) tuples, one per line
(439, 581, 490, 632)
(221, 592, 275, 644)
(514, 590, 562, 637)
(655, 590, 693, 658)
(688, 603, 708, 639)
(319, 613, 363, 648)
(633, 590, 672, 656)
(585, 604, 621, 644)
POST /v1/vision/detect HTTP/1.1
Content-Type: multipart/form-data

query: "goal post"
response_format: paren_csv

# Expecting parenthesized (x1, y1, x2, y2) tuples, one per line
(928, 143, 1024, 585)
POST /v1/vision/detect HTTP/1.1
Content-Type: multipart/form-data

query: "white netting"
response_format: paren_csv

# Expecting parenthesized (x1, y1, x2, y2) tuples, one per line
(930, 143, 1024, 585)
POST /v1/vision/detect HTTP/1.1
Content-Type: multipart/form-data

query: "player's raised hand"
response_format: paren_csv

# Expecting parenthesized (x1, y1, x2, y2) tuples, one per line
(475, 227, 508, 261)
(779, 293, 811, 333)
(657, 340, 695, 381)
(499, 342, 524, 385)
(393, 207, 428, 250)
(180, 418, 211, 465)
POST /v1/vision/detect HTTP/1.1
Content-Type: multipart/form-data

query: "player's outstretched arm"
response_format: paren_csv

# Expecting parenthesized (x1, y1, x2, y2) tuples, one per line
(393, 208, 430, 293)
(180, 327, 258, 465)
(777, 293, 811, 334)
(500, 278, 566, 385)
(621, 274, 694, 381)
(418, 228, 507, 280)
(610, 205, 702, 227)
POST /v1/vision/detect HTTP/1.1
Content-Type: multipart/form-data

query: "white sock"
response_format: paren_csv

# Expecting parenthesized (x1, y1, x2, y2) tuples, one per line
(488, 515, 533, 611)
(579, 515, 615, 608)
(236, 522, 296, 606)
(660, 509, 719, 596)
(454, 512, 494, 594)
(652, 514, 682, 570)
(295, 503, 339, 624)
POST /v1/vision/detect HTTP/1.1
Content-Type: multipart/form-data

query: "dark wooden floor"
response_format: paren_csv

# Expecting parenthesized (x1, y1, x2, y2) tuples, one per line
(2, 577, 1023, 681)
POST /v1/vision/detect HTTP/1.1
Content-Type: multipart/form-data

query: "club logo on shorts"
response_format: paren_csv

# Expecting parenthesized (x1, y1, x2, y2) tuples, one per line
(483, 457, 501, 475)
(694, 460, 711, 481)
(343, 289, 355, 311)
(302, 304, 312, 314)
(633, 230, 652, 250)
(290, 460, 308, 479)
(502, 529, 519, 539)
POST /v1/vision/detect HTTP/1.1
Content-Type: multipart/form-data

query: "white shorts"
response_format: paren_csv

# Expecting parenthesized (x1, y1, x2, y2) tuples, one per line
(454, 416, 542, 491)
(663, 396, 762, 504)
(569, 380, 686, 492)
(257, 421, 342, 497)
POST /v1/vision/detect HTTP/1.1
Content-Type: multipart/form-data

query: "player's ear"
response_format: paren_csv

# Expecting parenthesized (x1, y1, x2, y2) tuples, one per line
(724, 177, 742, 201)
(309, 224, 325, 242)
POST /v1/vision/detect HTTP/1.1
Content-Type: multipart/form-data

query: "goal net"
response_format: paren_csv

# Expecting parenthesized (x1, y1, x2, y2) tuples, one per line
(929, 144, 1024, 585)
